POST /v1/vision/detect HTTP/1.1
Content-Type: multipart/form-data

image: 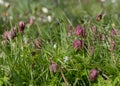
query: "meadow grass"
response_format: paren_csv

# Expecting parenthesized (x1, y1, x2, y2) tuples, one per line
(0, 0, 120, 86)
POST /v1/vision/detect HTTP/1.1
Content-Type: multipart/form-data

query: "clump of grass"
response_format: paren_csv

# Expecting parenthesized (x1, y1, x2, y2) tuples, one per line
(0, 0, 120, 86)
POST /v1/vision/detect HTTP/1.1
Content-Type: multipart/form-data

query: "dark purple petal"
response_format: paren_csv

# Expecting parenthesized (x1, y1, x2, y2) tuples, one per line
(72, 39, 84, 50)
(19, 21, 25, 34)
(74, 25, 86, 37)
(81, 28, 86, 37)
(75, 25, 82, 36)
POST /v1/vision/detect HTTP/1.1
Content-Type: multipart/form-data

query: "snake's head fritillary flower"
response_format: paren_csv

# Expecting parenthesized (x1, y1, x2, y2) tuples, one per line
(89, 69, 98, 81)
(49, 61, 59, 73)
(3, 31, 9, 40)
(19, 21, 25, 34)
(73, 39, 84, 50)
(75, 25, 85, 37)
(3, 30, 15, 40)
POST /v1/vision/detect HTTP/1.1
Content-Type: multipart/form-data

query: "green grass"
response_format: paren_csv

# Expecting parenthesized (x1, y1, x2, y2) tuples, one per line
(0, 0, 120, 86)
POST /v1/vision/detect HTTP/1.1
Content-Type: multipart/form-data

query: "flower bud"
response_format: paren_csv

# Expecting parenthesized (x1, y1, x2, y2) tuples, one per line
(75, 25, 82, 36)
(19, 21, 25, 34)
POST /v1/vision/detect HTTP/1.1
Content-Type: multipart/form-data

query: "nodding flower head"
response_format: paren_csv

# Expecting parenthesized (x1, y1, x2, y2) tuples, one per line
(9, 30, 16, 39)
(74, 25, 85, 37)
(3, 31, 9, 40)
(89, 69, 98, 81)
(3, 30, 16, 40)
(72, 39, 84, 50)
(19, 21, 25, 34)
(49, 61, 59, 73)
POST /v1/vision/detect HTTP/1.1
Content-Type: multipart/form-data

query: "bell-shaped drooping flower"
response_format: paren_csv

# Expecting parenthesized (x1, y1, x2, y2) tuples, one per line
(74, 25, 85, 37)
(19, 21, 25, 34)
(3, 30, 16, 40)
(89, 46, 94, 56)
(49, 61, 59, 73)
(3, 31, 9, 40)
(9, 29, 17, 39)
(75, 25, 81, 36)
(33, 39, 42, 49)
(89, 69, 98, 81)
(81, 27, 85, 37)
(72, 39, 84, 50)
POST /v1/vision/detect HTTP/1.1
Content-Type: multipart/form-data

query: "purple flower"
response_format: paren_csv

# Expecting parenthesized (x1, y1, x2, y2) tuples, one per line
(49, 61, 59, 73)
(3, 31, 9, 40)
(19, 21, 25, 34)
(72, 39, 84, 50)
(74, 25, 85, 37)
(89, 69, 98, 81)
(81, 28, 85, 37)
(9, 30, 16, 39)
(110, 29, 117, 37)
(3, 30, 16, 40)
(89, 46, 94, 56)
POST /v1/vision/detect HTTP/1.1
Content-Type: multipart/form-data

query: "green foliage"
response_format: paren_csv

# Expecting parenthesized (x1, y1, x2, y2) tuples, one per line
(0, 0, 120, 86)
